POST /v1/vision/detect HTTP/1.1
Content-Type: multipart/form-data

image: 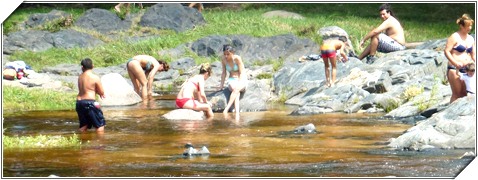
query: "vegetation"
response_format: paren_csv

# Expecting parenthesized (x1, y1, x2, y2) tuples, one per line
(2, 86, 77, 112)
(3, 134, 81, 149)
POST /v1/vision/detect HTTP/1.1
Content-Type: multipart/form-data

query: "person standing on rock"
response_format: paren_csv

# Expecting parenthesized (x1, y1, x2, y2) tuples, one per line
(358, 3, 406, 64)
(219, 44, 247, 121)
(76, 58, 106, 133)
(320, 36, 349, 87)
(444, 14, 475, 103)
(126, 55, 169, 101)
(176, 63, 214, 119)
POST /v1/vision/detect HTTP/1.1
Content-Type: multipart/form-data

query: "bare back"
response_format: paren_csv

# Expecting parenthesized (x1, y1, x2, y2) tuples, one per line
(77, 70, 104, 100)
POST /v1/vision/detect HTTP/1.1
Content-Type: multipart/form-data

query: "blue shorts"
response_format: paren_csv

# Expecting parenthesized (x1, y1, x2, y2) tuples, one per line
(76, 100, 105, 129)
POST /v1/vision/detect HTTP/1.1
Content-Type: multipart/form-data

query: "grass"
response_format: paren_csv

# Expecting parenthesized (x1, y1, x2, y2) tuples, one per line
(2, 86, 77, 112)
(2, 134, 81, 149)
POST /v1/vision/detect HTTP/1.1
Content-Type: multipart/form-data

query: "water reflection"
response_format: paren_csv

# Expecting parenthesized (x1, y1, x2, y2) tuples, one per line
(2, 97, 474, 177)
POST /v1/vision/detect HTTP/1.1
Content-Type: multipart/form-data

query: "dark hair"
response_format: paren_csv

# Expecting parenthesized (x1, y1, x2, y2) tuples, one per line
(199, 63, 212, 75)
(222, 44, 235, 52)
(158, 60, 169, 71)
(80, 58, 93, 70)
(457, 14, 474, 27)
(379, 3, 394, 17)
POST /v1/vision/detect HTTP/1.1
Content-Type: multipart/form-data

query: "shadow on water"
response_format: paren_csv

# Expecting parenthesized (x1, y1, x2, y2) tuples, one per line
(2, 95, 474, 177)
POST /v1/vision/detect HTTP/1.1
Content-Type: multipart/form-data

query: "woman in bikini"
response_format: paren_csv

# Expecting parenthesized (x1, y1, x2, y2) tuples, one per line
(444, 14, 475, 103)
(126, 55, 169, 101)
(219, 44, 247, 121)
(176, 63, 214, 118)
(320, 36, 349, 87)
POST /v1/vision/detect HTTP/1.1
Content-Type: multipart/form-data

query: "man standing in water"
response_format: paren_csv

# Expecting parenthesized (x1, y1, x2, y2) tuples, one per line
(358, 3, 406, 64)
(76, 58, 106, 133)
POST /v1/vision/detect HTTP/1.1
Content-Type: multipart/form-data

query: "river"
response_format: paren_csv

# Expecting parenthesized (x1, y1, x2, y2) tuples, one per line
(2, 94, 473, 177)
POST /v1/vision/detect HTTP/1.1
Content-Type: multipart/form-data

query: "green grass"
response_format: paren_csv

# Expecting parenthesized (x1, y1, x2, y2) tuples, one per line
(4, 3, 475, 71)
(2, 86, 77, 112)
(3, 134, 81, 149)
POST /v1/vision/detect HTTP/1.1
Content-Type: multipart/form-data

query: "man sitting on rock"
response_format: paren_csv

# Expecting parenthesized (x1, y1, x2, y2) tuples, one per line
(358, 3, 406, 64)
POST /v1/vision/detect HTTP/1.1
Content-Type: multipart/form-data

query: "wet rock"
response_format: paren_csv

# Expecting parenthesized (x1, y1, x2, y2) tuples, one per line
(294, 123, 316, 134)
(183, 144, 210, 156)
(460, 151, 475, 159)
(162, 109, 205, 120)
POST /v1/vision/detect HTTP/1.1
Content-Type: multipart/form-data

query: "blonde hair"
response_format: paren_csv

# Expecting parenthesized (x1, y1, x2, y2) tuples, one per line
(199, 63, 212, 75)
(457, 14, 474, 26)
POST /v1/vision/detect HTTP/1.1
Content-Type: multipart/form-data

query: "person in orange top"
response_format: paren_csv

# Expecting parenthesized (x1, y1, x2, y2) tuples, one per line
(320, 36, 348, 87)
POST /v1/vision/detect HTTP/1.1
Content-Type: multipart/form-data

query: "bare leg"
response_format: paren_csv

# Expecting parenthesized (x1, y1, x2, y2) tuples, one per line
(448, 69, 467, 103)
(358, 44, 371, 60)
(127, 61, 147, 100)
(114, 3, 123, 12)
(233, 92, 240, 121)
(330, 56, 337, 87)
(96, 126, 104, 134)
(323, 58, 331, 87)
(369, 35, 379, 56)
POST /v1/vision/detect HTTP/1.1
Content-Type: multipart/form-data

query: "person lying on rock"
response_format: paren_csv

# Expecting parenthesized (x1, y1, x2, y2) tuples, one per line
(320, 36, 349, 87)
(126, 55, 169, 101)
(176, 63, 214, 119)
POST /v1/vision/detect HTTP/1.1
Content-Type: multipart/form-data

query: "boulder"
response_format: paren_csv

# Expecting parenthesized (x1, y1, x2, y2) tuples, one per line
(75, 8, 131, 34)
(140, 3, 206, 32)
(25, 10, 72, 28)
(162, 109, 205, 120)
(387, 95, 476, 150)
(99, 73, 142, 106)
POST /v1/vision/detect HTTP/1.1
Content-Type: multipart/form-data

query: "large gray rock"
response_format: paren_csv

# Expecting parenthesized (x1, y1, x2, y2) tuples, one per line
(99, 73, 142, 106)
(48, 29, 104, 49)
(162, 109, 205, 120)
(140, 3, 206, 32)
(388, 95, 476, 150)
(4, 30, 54, 54)
(25, 10, 72, 28)
(75, 8, 131, 34)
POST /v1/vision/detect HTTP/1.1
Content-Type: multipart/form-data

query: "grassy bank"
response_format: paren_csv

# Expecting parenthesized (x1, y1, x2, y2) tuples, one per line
(2, 86, 76, 112)
(2, 134, 81, 149)
(2, 3, 475, 111)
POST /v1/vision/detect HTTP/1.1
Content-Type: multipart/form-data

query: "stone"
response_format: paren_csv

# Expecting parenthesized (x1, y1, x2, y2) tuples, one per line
(99, 73, 142, 106)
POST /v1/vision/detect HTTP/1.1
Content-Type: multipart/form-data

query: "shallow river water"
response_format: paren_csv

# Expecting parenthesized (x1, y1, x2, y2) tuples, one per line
(2, 94, 474, 177)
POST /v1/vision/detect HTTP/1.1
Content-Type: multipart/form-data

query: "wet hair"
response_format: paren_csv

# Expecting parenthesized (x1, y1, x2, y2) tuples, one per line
(379, 3, 394, 17)
(222, 44, 235, 53)
(465, 62, 475, 72)
(80, 58, 93, 70)
(199, 63, 212, 75)
(158, 60, 170, 71)
(457, 14, 474, 27)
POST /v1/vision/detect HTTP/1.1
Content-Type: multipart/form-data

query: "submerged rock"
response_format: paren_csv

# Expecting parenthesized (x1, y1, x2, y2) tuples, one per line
(183, 145, 210, 156)
(294, 123, 316, 134)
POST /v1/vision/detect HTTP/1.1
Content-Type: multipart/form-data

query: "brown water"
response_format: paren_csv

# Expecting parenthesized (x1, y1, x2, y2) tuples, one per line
(2, 95, 473, 177)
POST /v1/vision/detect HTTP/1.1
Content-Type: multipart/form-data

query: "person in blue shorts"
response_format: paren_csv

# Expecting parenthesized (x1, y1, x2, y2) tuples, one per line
(76, 58, 106, 133)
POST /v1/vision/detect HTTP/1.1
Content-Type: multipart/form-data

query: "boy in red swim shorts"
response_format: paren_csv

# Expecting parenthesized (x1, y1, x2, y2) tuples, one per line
(320, 36, 349, 87)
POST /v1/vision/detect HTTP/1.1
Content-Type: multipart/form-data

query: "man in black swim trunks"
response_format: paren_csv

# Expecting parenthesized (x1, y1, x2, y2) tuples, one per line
(76, 58, 106, 133)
